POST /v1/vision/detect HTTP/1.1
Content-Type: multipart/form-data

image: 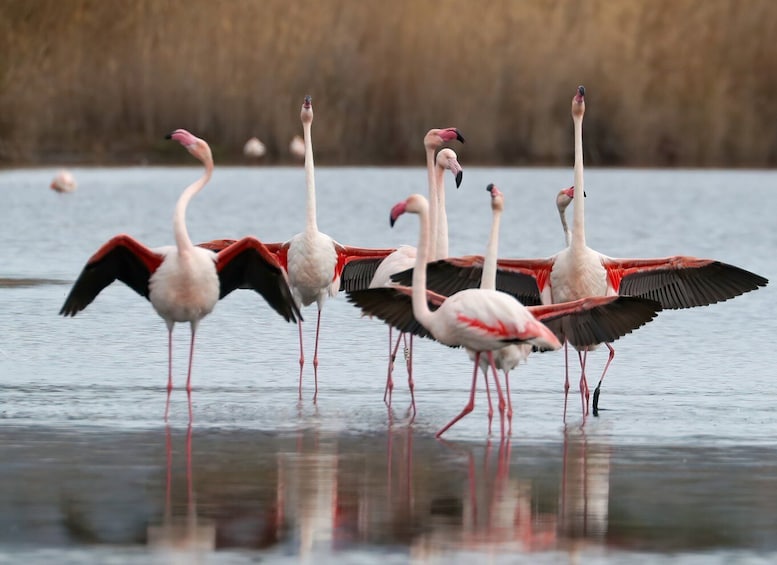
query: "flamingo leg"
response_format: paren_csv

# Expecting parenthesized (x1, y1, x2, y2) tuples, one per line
(407, 334, 416, 423)
(385, 330, 403, 407)
(312, 308, 322, 402)
(297, 319, 305, 399)
(593, 343, 615, 416)
(562, 341, 570, 422)
(436, 352, 480, 437)
(486, 352, 506, 439)
(504, 369, 513, 435)
(185, 327, 197, 422)
(164, 326, 174, 422)
(482, 363, 494, 435)
(384, 327, 397, 405)
(578, 350, 589, 417)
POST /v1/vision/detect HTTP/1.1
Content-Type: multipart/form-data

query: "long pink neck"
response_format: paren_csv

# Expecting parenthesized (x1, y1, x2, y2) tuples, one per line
(174, 157, 213, 254)
(425, 146, 439, 260)
(481, 203, 502, 291)
(411, 198, 434, 329)
(571, 112, 586, 249)
(433, 162, 448, 260)
(303, 119, 318, 233)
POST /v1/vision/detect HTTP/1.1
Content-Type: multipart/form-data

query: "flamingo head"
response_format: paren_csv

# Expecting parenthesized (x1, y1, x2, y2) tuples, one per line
(486, 183, 505, 213)
(556, 186, 574, 211)
(166, 129, 212, 165)
(390, 194, 427, 227)
(436, 148, 464, 188)
(301, 95, 313, 125)
(424, 127, 465, 151)
(572, 85, 585, 118)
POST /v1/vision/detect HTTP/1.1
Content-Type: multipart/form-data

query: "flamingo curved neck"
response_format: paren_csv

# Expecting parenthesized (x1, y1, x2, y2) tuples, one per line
(434, 163, 448, 260)
(303, 120, 318, 233)
(559, 206, 571, 246)
(174, 160, 213, 253)
(411, 200, 434, 329)
(426, 147, 439, 260)
(481, 206, 502, 291)
(571, 114, 586, 249)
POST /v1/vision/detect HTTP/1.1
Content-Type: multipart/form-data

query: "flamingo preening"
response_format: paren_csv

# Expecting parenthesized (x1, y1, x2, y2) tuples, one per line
(60, 129, 301, 420)
(392, 85, 768, 417)
(347, 193, 660, 437)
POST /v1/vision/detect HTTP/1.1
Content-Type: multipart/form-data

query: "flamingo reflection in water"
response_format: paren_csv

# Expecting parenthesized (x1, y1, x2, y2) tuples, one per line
(147, 422, 216, 555)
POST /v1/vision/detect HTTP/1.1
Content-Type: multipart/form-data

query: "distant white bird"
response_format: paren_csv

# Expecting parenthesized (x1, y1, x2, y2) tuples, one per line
(289, 134, 305, 159)
(50, 169, 77, 193)
(243, 137, 266, 158)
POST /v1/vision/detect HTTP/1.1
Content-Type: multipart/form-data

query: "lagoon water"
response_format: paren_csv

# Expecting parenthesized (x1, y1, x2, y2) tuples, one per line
(0, 165, 775, 563)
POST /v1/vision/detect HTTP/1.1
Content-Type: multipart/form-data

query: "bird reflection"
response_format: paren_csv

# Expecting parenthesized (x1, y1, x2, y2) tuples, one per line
(276, 427, 340, 560)
(559, 427, 611, 544)
(147, 423, 215, 557)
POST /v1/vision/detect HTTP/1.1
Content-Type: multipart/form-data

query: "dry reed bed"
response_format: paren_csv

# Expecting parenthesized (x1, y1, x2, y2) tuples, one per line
(1, 0, 776, 166)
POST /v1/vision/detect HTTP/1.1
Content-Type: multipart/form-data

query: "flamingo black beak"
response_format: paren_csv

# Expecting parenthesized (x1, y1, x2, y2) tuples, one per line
(455, 129, 465, 143)
(455, 170, 463, 188)
(303, 95, 312, 108)
(164, 132, 173, 140)
(486, 183, 494, 193)
(578, 85, 585, 97)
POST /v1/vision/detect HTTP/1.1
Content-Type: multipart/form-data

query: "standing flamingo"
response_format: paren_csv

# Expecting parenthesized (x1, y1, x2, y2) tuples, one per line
(368, 141, 464, 417)
(390, 193, 561, 437)
(60, 129, 301, 420)
(347, 194, 661, 437)
(278, 96, 399, 401)
(392, 85, 768, 417)
(195, 97, 395, 401)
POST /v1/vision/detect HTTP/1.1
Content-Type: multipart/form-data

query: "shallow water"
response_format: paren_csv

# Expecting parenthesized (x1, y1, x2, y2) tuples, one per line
(0, 165, 775, 563)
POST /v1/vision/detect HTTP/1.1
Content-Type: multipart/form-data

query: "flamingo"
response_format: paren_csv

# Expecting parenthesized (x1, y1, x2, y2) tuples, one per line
(391, 85, 769, 416)
(243, 137, 267, 158)
(50, 169, 77, 193)
(195, 97, 395, 401)
(367, 141, 464, 417)
(60, 129, 301, 420)
(347, 193, 661, 437)
(276, 96, 399, 401)
(289, 134, 305, 159)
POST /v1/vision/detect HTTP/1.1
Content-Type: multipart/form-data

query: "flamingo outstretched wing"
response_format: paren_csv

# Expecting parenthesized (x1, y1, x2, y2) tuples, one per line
(60, 234, 163, 316)
(345, 285, 444, 341)
(390, 256, 547, 305)
(529, 295, 661, 348)
(603, 256, 768, 309)
(216, 237, 301, 322)
(335, 244, 397, 291)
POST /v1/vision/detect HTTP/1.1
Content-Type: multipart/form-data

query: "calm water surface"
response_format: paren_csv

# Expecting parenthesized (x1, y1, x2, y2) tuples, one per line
(0, 166, 775, 564)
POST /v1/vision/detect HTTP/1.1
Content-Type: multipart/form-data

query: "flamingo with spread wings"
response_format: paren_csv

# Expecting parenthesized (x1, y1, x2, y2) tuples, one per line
(347, 192, 661, 437)
(391, 86, 768, 416)
(359, 140, 464, 418)
(60, 129, 301, 420)
(198, 97, 395, 401)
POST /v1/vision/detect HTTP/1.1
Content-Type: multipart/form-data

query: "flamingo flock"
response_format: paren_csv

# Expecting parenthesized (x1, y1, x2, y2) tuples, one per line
(59, 89, 768, 435)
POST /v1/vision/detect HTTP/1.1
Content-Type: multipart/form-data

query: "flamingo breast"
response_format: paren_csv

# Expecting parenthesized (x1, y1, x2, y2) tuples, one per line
(287, 231, 339, 307)
(550, 246, 608, 304)
(149, 247, 220, 323)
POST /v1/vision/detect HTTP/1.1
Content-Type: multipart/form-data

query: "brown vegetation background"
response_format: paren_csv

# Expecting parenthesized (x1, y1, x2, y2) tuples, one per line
(1, 0, 777, 166)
